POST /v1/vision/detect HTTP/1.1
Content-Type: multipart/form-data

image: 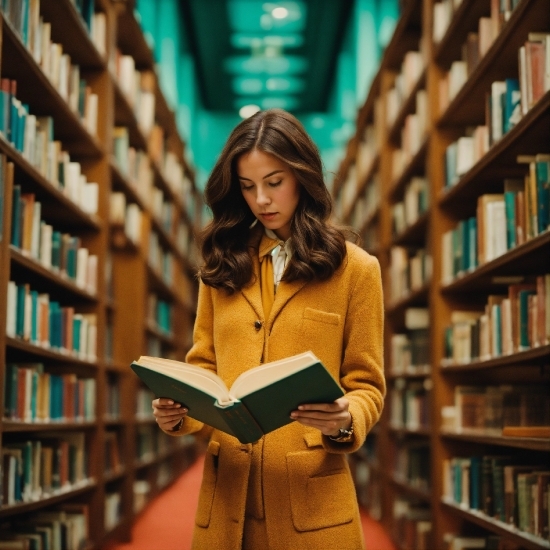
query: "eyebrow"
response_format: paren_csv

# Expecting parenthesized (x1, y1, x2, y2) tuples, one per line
(238, 170, 284, 181)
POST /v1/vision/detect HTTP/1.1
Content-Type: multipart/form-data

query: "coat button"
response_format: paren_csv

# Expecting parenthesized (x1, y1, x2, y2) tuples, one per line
(254, 320, 262, 331)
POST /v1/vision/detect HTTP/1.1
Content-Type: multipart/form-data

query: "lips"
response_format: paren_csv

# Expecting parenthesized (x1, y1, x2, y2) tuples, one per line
(260, 213, 277, 220)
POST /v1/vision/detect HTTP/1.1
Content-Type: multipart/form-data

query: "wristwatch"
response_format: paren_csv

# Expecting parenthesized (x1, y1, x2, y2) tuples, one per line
(328, 419, 354, 442)
(171, 417, 184, 432)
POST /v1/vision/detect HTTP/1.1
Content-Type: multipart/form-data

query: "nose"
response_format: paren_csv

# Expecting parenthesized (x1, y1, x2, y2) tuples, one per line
(256, 186, 271, 206)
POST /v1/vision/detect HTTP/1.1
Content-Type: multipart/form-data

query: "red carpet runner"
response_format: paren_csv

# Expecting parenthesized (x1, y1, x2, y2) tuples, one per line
(107, 455, 395, 550)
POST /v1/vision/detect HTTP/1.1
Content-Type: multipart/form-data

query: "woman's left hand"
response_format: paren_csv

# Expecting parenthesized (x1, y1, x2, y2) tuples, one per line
(290, 397, 351, 437)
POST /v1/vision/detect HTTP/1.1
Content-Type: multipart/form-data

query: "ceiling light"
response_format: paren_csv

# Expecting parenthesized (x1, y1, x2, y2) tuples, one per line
(231, 34, 303, 49)
(239, 104, 261, 118)
(311, 117, 325, 129)
(233, 76, 264, 94)
(260, 97, 298, 110)
(272, 6, 289, 19)
(265, 77, 304, 92)
(225, 55, 308, 75)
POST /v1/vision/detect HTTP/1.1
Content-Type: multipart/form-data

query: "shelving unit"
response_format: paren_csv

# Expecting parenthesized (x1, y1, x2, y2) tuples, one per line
(0, 1, 200, 547)
(336, 0, 550, 548)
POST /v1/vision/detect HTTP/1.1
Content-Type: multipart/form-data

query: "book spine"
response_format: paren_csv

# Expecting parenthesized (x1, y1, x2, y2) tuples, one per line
(217, 402, 264, 444)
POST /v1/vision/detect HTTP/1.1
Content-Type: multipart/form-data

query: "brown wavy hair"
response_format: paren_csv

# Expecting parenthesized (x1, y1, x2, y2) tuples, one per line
(198, 108, 349, 293)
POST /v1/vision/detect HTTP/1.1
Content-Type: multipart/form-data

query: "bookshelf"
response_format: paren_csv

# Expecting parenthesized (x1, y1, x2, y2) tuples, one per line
(337, 0, 550, 549)
(0, 1, 200, 547)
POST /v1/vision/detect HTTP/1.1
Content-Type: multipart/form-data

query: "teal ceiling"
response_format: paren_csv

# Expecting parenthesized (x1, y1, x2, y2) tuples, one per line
(181, 0, 353, 113)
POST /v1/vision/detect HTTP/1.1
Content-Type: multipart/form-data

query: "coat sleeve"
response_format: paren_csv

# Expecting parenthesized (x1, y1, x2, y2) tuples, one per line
(162, 280, 216, 439)
(324, 249, 386, 453)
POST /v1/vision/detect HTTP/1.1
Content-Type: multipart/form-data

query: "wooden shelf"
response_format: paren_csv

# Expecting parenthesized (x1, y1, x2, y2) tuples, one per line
(337, 0, 550, 548)
(386, 367, 432, 380)
(5, 336, 99, 366)
(391, 210, 429, 247)
(0, 136, 103, 232)
(40, 0, 106, 68)
(0, 479, 97, 519)
(440, 231, 550, 292)
(380, 0, 422, 71)
(441, 344, 550, 372)
(388, 137, 428, 199)
(111, 75, 149, 152)
(390, 475, 431, 502)
(436, 0, 550, 126)
(386, 281, 430, 316)
(387, 68, 427, 146)
(116, 8, 155, 70)
(109, 158, 148, 212)
(433, 0, 490, 67)
(358, 206, 381, 235)
(1, 420, 97, 433)
(10, 246, 99, 303)
(441, 499, 550, 550)
(441, 430, 550, 452)
(0, 3, 199, 546)
(144, 321, 176, 347)
(103, 467, 127, 484)
(150, 215, 183, 265)
(1, 18, 104, 158)
(388, 425, 432, 437)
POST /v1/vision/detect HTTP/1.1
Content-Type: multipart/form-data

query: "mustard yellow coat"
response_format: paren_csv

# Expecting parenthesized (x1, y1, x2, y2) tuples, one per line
(166, 230, 385, 550)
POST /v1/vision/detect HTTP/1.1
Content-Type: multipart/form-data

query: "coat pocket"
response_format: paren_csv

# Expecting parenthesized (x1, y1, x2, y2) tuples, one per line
(286, 449, 354, 532)
(300, 309, 343, 367)
(195, 440, 220, 527)
(303, 308, 340, 325)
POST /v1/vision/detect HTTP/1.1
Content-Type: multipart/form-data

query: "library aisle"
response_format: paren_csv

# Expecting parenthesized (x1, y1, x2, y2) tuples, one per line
(105, 454, 397, 550)
(1, 0, 549, 549)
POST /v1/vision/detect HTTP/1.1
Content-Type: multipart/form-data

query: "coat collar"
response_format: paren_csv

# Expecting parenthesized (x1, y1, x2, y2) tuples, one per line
(242, 224, 306, 325)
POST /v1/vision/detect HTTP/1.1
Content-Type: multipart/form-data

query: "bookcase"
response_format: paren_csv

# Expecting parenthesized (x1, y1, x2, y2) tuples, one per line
(0, 0, 200, 547)
(337, 0, 550, 549)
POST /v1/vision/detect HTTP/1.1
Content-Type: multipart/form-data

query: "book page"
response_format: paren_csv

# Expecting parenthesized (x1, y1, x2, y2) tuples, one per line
(136, 356, 235, 405)
(230, 351, 320, 399)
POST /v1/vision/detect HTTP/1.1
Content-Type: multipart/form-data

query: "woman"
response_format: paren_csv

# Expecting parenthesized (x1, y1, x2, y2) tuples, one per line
(152, 109, 385, 550)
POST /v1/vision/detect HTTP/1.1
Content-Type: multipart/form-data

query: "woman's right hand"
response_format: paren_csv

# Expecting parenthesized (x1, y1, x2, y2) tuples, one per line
(152, 398, 188, 431)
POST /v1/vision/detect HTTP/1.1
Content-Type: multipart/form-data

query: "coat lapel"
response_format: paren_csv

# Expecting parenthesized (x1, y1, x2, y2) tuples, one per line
(240, 252, 264, 321)
(267, 278, 307, 327)
(240, 224, 307, 325)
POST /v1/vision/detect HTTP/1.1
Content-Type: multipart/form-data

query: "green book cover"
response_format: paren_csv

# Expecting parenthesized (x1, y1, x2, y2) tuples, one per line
(51, 230, 61, 270)
(453, 226, 462, 277)
(73, 316, 82, 353)
(504, 191, 517, 249)
(518, 289, 536, 349)
(30, 290, 38, 344)
(535, 156, 549, 233)
(468, 216, 477, 270)
(16, 283, 26, 338)
(469, 455, 482, 510)
(460, 219, 469, 273)
(10, 184, 21, 247)
(130, 351, 344, 444)
(517, 472, 538, 532)
(4, 364, 18, 419)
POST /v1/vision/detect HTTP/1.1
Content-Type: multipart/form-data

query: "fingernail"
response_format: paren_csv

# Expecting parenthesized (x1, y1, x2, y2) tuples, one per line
(168, 400, 174, 404)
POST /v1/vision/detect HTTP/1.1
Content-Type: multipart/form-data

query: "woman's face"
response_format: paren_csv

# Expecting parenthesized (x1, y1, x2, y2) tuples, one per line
(237, 149, 300, 241)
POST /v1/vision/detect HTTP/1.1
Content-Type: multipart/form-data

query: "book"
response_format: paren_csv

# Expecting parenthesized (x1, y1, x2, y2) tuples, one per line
(130, 351, 344, 444)
(502, 426, 550, 438)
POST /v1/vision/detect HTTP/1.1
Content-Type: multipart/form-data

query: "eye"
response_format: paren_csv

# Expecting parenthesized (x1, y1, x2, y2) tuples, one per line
(241, 184, 254, 191)
(268, 180, 282, 187)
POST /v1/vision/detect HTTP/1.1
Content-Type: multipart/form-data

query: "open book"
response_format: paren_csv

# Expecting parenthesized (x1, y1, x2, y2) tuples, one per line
(130, 351, 344, 444)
